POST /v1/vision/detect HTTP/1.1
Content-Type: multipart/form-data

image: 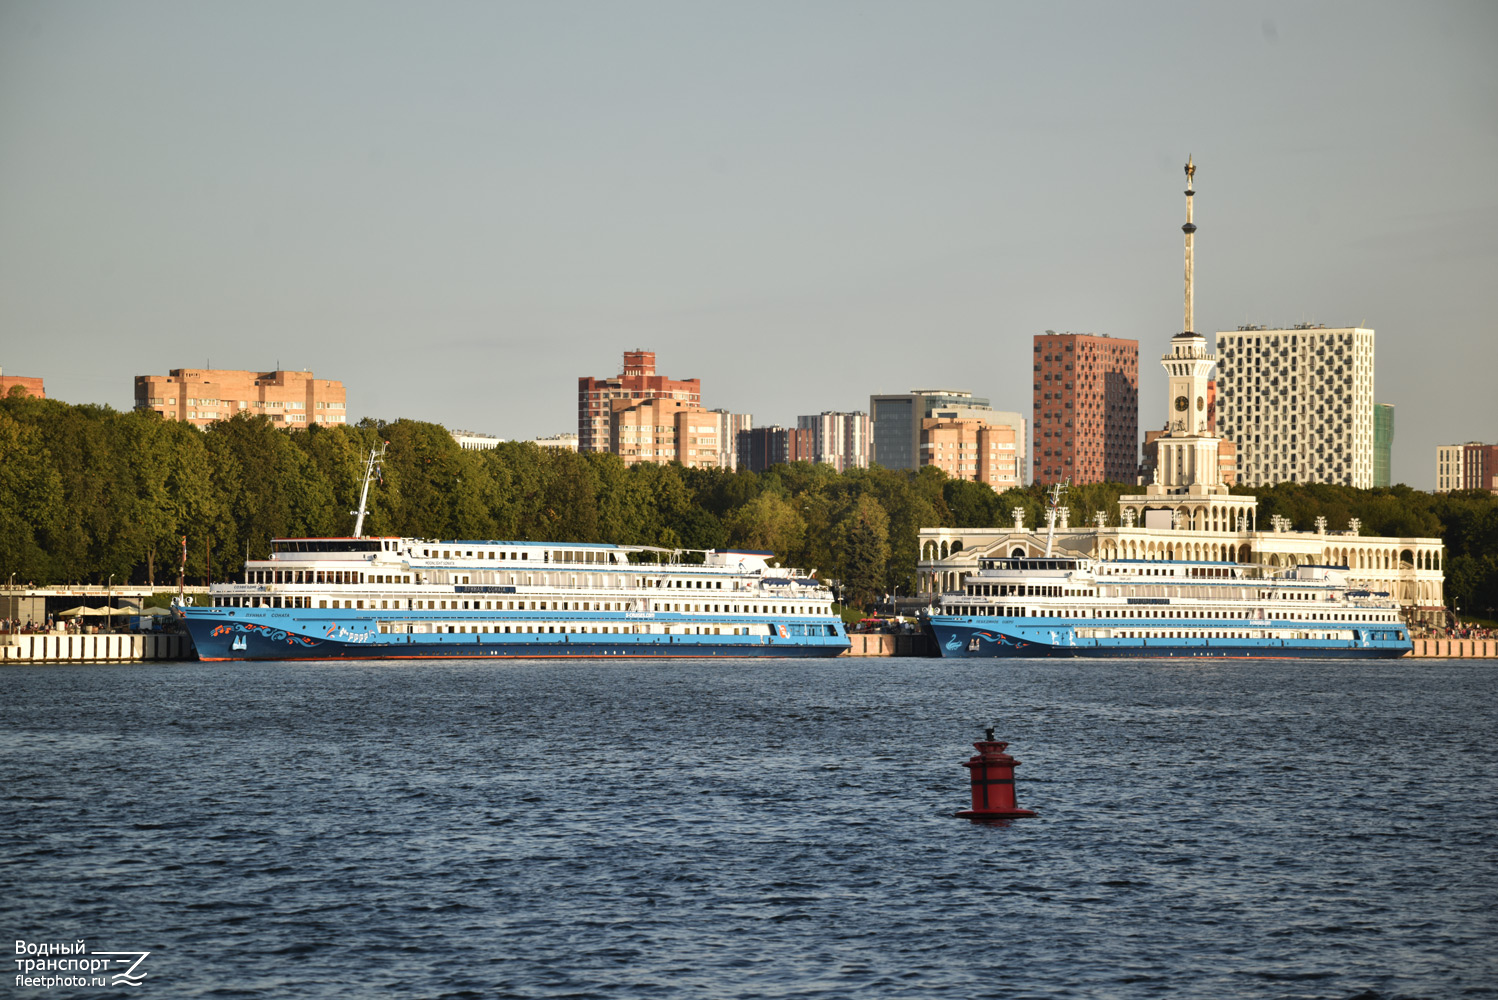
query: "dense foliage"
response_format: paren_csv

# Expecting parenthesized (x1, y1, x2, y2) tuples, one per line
(2, 391, 1495, 615)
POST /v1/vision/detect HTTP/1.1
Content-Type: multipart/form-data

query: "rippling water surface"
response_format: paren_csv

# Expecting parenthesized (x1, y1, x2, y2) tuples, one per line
(3, 657, 1495, 998)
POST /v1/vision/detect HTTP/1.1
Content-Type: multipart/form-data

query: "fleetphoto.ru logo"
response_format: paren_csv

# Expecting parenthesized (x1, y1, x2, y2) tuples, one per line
(14, 939, 151, 989)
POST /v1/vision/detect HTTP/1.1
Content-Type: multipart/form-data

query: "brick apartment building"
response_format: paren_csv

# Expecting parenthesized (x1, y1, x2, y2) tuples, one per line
(609, 397, 723, 469)
(0, 367, 45, 398)
(133, 369, 347, 429)
(578, 351, 700, 454)
(1436, 441, 1498, 493)
(1033, 332, 1139, 484)
(920, 415, 1022, 490)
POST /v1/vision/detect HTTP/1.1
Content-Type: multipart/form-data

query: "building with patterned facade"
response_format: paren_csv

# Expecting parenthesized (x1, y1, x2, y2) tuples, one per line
(796, 411, 871, 472)
(578, 351, 700, 454)
(133, 369, 346, 429)
(1214, 325, 1377, 487)
(0, 367, 45, 398)
(1032, 332, 1139, 484)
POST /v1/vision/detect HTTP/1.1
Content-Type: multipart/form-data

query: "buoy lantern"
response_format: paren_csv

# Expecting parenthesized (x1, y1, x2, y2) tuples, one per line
(955, 727, 1038, 820)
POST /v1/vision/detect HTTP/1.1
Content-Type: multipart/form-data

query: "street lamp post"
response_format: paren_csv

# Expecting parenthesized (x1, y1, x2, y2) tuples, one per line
(107, 574, 114, 633)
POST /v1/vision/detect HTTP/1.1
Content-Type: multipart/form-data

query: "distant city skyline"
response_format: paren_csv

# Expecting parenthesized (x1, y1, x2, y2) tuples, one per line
(2, 1, 1495, 488)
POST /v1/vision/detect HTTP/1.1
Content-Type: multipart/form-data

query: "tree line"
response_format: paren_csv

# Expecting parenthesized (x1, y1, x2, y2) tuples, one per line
(2, 390, 1495, 616)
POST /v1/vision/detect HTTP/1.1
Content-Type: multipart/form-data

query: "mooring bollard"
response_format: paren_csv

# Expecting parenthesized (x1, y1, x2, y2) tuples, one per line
(955, 726, 1038, 820)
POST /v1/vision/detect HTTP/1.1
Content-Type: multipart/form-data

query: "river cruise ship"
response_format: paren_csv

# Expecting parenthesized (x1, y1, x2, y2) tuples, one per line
(927, 555, 1411, 659)
(179, 445, 848, 661)
(181, 537, 849, 661)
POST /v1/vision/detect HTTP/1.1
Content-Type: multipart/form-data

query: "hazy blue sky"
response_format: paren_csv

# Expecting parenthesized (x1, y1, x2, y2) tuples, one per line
(2, 1, 1494, 488)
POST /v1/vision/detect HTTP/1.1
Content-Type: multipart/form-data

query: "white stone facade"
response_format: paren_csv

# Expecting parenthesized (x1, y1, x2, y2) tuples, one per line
(1214, 326, 1376, 488)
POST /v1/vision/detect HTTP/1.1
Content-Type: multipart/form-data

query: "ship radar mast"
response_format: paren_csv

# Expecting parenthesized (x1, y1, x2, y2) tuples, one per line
(351, 441, 387, 538)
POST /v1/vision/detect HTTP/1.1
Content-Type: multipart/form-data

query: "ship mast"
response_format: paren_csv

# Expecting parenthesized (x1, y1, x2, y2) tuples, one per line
(351, 441, 387, 538)
(1043, 479, 1068, 558)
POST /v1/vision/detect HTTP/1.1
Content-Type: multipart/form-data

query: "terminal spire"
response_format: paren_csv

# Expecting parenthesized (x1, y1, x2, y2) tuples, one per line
(1182, 156, 1197, 336)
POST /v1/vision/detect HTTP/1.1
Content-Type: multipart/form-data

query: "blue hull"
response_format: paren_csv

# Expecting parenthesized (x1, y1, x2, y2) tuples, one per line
(929, 619, 1411, 660)
(183, 613, 849, 661)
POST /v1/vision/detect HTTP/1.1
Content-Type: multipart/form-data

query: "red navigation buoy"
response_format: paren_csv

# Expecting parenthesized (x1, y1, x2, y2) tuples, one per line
(955, 727, 1038, 820)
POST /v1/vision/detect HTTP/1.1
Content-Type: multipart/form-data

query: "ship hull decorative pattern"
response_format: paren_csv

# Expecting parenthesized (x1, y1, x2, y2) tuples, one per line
(928, 618, 1410, 660)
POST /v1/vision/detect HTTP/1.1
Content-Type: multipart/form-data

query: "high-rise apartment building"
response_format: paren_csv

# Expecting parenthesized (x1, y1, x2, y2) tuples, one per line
(1373, 403, 1395, 488)
(609, 397, 720, 469)
(1436, 442, 1498, 493)
(796, 411, 871, 472)
(1214, 325, 1376, 487)
(1032, 332, 1139, 484)
(577, 350, 700, 454)
(920, 414, 1022, 490)
(870, 390, 990, 471)
(133, 369, 346, 428)
(736, 426, 814, 473)
(708, 410, 753, 470)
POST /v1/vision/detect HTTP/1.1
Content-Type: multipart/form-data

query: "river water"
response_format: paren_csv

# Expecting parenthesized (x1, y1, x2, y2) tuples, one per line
(3, 657, 1494, 998)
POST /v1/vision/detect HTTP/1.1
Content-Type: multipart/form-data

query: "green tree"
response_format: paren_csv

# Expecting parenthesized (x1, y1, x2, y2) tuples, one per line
(725, 492, 805, 562)
(832, 494, 891, 608)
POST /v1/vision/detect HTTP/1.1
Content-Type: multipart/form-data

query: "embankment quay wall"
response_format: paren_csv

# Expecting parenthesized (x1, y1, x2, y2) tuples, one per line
(842, 633, 933, 657)
(1409, 638, 1496, 658)
(842, 636, 1493, 658)
(2, 634, 194, 663)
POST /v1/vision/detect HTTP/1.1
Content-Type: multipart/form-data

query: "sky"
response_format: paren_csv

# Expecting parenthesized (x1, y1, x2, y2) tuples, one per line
(1, 1, 1495, 489)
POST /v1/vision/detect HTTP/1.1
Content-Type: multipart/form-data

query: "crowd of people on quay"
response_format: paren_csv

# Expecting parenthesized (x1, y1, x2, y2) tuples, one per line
(1410, 621, 1493, 641)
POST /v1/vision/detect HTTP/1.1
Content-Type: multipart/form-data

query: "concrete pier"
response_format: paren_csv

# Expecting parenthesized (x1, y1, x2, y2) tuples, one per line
(1, 633, 194, 663)
(1408, 638, 1496, 658)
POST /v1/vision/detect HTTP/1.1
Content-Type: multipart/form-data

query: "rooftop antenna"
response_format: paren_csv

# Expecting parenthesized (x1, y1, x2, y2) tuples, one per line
(1043, 479, 1069, 558)
(351, 441, 387, 538)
